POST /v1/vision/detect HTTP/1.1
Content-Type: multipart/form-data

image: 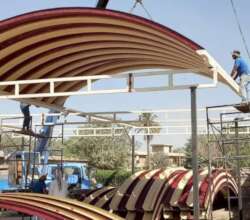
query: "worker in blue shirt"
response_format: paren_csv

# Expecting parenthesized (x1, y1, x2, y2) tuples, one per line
(20, 102, 31, 130)
(231, 50, 250, 102)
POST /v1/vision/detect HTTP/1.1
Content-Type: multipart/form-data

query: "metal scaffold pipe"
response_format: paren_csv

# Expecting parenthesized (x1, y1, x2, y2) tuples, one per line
(131, 135, 135, 174)
(234, 120, 243, 220)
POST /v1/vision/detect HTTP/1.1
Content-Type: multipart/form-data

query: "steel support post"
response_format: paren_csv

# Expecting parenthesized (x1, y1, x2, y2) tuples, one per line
(191, 86, 200, 220)
(234, 120, 243, 220)
(146, 135, 150, 169)
(131, 135, 135, 174)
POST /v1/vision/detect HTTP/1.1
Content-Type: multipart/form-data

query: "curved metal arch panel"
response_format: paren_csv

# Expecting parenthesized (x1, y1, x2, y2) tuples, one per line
(0, 8, 239, 107)
(83, 168, 238, 220)
(0, 193, 124, 220)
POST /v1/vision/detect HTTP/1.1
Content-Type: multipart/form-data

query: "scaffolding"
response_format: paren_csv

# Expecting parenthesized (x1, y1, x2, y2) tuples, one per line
(0, 115, 63, 190)
(3, 106, 249, 218)
(206, 103, 250, 220)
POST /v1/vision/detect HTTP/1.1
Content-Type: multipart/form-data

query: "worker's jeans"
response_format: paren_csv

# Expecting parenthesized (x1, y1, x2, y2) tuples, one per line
(240, 74, 250, 101)
(20, 105, 31, 130)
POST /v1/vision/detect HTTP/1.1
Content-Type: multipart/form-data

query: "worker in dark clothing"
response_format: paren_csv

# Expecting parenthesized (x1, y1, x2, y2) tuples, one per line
(31, 174, 48, 194)
(20, 102, 31, 130)
(231, 50, 250, 102)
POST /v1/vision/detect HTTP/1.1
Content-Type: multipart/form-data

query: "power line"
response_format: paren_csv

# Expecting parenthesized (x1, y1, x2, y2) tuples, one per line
(230, 0, 250, 60)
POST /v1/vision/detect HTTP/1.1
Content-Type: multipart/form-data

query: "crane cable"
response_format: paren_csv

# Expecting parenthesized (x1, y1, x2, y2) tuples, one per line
(129, 0, 154, 21)
(230, 0, 250, 60)
(129, 0, 138, 13)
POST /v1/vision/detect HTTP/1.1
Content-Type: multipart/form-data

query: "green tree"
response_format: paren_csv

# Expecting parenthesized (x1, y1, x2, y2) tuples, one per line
(150, 152, 170, 169)
(60, 126, 131, 170)
(184, 135, 211, 168)
(221, 133, 250, 167)
(0, 132, 29, 155)
(138, 113, 161, 169)
(184, 133, 250, 168)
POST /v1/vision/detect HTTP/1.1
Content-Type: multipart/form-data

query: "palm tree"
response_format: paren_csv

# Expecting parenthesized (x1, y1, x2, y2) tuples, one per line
(138, 113, 161, 169)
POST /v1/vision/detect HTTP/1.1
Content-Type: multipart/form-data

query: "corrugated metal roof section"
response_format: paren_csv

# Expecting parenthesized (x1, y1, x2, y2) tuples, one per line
(82, 168, 238, 219)
(0, 193, 124, 220)
(0, 8, 238, 107)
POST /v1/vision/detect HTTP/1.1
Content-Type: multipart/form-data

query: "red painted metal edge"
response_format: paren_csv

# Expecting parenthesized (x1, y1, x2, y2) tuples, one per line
(0, 8, 203, 50)
(0, 200, 68, 220)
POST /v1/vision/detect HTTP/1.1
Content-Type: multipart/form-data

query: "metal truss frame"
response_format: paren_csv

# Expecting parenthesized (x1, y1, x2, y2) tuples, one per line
(0, 69, 218, 99)
(0, 68, 235, 220)
(0, 107, 239, 138)
(0, 68, 224, 140)
(206, 104, 250, 220)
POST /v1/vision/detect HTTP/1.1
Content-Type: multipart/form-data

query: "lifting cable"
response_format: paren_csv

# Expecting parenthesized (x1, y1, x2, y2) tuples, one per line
(230, 0, 250, 60)
(129, 0, 154, 21)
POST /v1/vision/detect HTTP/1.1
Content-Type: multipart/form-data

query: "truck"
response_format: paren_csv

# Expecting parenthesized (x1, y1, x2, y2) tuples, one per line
(46, 162, 94, 190)
(6, 151, 100, 191)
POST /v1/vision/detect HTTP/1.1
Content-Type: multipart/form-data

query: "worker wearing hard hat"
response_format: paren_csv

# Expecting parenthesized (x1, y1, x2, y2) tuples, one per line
(231, 50, 250, 102)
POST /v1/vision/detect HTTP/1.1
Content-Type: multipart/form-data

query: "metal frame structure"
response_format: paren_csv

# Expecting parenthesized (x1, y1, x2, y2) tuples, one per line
(0, 107, 238, 137)
(1, 106, 244, 220)
(0, 6, 243, 220)
(0, 115, 64, 190)
(0, 69, 218, 99)
(206, 104, 250, 220)
(0, 7, 240, 112)
(0, 116, 40, 189)
(1, 104, 245, 220)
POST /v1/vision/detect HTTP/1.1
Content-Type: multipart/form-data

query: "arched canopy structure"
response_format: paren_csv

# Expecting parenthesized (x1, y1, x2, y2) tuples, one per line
(82, 168, 238, 220)
(0, 7, 239, 109)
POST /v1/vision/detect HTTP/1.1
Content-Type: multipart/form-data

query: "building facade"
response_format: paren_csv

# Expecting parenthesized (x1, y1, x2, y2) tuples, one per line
(135, 144, 186, 169)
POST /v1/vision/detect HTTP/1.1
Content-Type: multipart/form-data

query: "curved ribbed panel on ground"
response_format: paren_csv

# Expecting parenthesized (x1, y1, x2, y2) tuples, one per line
(82, 187, 117, 211)
(83, 168, 238, 220)
(0, 192, 124, 220)
(0, 8, 238, 107)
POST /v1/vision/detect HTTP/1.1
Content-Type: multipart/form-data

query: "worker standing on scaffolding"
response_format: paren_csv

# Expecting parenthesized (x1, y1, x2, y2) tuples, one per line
(20, 102, 31, 130)
(231, 50, 250, 102)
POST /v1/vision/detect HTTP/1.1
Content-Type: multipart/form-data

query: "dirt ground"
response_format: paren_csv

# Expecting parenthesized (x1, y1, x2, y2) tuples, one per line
(213, 209, 231, 220)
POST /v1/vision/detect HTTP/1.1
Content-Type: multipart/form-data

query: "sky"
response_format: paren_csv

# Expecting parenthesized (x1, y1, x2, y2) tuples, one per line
(0, 0, 250, 148)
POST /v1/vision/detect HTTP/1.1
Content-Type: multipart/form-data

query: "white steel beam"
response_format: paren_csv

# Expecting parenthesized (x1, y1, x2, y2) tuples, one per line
(0, 90, 138, 127)
(3, 112, 250, 137)
(3, 106, 245, 138)
(3, 125, 209, 138)
(0, 69, 218, 99)
(196, 49, 240, 94)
